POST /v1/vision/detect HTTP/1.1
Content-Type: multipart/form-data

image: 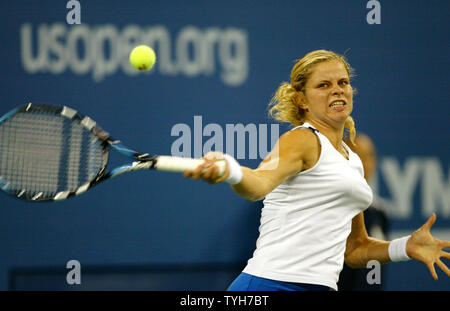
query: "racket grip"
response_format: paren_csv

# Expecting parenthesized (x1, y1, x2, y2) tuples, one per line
(155, 156, 226, 177)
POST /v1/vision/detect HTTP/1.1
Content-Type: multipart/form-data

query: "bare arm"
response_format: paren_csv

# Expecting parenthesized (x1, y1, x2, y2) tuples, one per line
(344, 212, 390, 268)
(345, 212, 450, 280)
(185, 128, 319, 201)
(230, 128, 319, 201)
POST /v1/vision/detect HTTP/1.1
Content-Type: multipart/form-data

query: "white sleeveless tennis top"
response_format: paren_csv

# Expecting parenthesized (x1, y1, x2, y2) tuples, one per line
(242, 122, 373, 290)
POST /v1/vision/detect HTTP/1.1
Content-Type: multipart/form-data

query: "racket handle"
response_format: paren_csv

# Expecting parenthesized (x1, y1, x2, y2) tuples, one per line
(155, 156, 226, 177)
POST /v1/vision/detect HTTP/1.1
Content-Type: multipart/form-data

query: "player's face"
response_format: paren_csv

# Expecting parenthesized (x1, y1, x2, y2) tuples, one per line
(301, 60, 353, 127)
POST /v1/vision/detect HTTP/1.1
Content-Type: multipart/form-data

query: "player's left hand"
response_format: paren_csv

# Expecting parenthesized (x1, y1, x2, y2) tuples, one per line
(406, 213, 450, 280)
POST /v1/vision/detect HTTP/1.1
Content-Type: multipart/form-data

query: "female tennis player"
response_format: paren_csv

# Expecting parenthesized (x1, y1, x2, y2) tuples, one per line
(185, 50, 450, 291)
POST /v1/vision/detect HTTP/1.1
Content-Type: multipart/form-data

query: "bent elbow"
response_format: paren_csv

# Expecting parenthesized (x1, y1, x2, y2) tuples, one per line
(344, 256, 361, 269)
(344, 238, 368, 269)
(232, 185, 268, 202)
(244, 193, 266, 202)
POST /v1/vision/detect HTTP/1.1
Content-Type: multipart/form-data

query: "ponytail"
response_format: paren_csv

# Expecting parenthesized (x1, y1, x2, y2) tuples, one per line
(268, 82, 305, 126)
(344, 116, 356, 145)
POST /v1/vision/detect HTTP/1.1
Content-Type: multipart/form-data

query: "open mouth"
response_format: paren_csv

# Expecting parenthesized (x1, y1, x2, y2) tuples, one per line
(329, 100, 346, 108)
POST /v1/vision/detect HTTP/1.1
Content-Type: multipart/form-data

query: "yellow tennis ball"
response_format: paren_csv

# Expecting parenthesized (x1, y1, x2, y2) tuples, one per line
(129, 45, 156, 71)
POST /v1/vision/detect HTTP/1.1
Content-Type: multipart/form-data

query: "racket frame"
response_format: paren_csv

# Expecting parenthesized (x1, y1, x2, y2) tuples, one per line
(0, 103, 225, 202)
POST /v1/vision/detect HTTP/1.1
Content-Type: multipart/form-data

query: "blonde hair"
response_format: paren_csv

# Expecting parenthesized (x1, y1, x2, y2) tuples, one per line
(268, 49, 357, 143)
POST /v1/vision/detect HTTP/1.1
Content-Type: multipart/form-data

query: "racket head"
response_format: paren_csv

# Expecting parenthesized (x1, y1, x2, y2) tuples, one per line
(0, 103, 110, 201)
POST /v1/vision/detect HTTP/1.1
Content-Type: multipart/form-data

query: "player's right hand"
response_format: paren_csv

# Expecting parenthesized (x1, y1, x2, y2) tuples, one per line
(184, 151, 229, 184)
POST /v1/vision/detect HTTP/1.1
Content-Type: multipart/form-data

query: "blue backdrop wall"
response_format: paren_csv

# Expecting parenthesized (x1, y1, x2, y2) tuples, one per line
(0, 0, 449, 290)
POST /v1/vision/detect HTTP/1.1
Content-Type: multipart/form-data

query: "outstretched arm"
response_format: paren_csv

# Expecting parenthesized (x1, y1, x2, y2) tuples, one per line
(184, 128, 319, 201)
(345, 212, 450, 280)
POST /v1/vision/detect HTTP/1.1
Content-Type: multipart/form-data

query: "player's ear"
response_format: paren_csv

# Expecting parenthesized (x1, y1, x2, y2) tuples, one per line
(297, 92, 309, 112)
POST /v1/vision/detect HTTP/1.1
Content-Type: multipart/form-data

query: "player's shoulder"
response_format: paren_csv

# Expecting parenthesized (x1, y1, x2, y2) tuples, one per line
(277, 126, 320, 156)
(280, 126, 318, 145)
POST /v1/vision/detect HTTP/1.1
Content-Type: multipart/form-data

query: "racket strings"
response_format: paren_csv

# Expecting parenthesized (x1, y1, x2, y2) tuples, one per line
(0, 113, 63, 193)
(0, 111, 104, 198)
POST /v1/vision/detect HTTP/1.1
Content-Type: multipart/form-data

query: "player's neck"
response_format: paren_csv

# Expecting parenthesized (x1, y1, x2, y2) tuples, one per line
(305, 119, 345, 150)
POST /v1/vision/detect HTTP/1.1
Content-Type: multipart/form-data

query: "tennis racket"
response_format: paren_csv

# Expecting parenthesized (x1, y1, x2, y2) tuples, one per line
(0, 103, 226, 202)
